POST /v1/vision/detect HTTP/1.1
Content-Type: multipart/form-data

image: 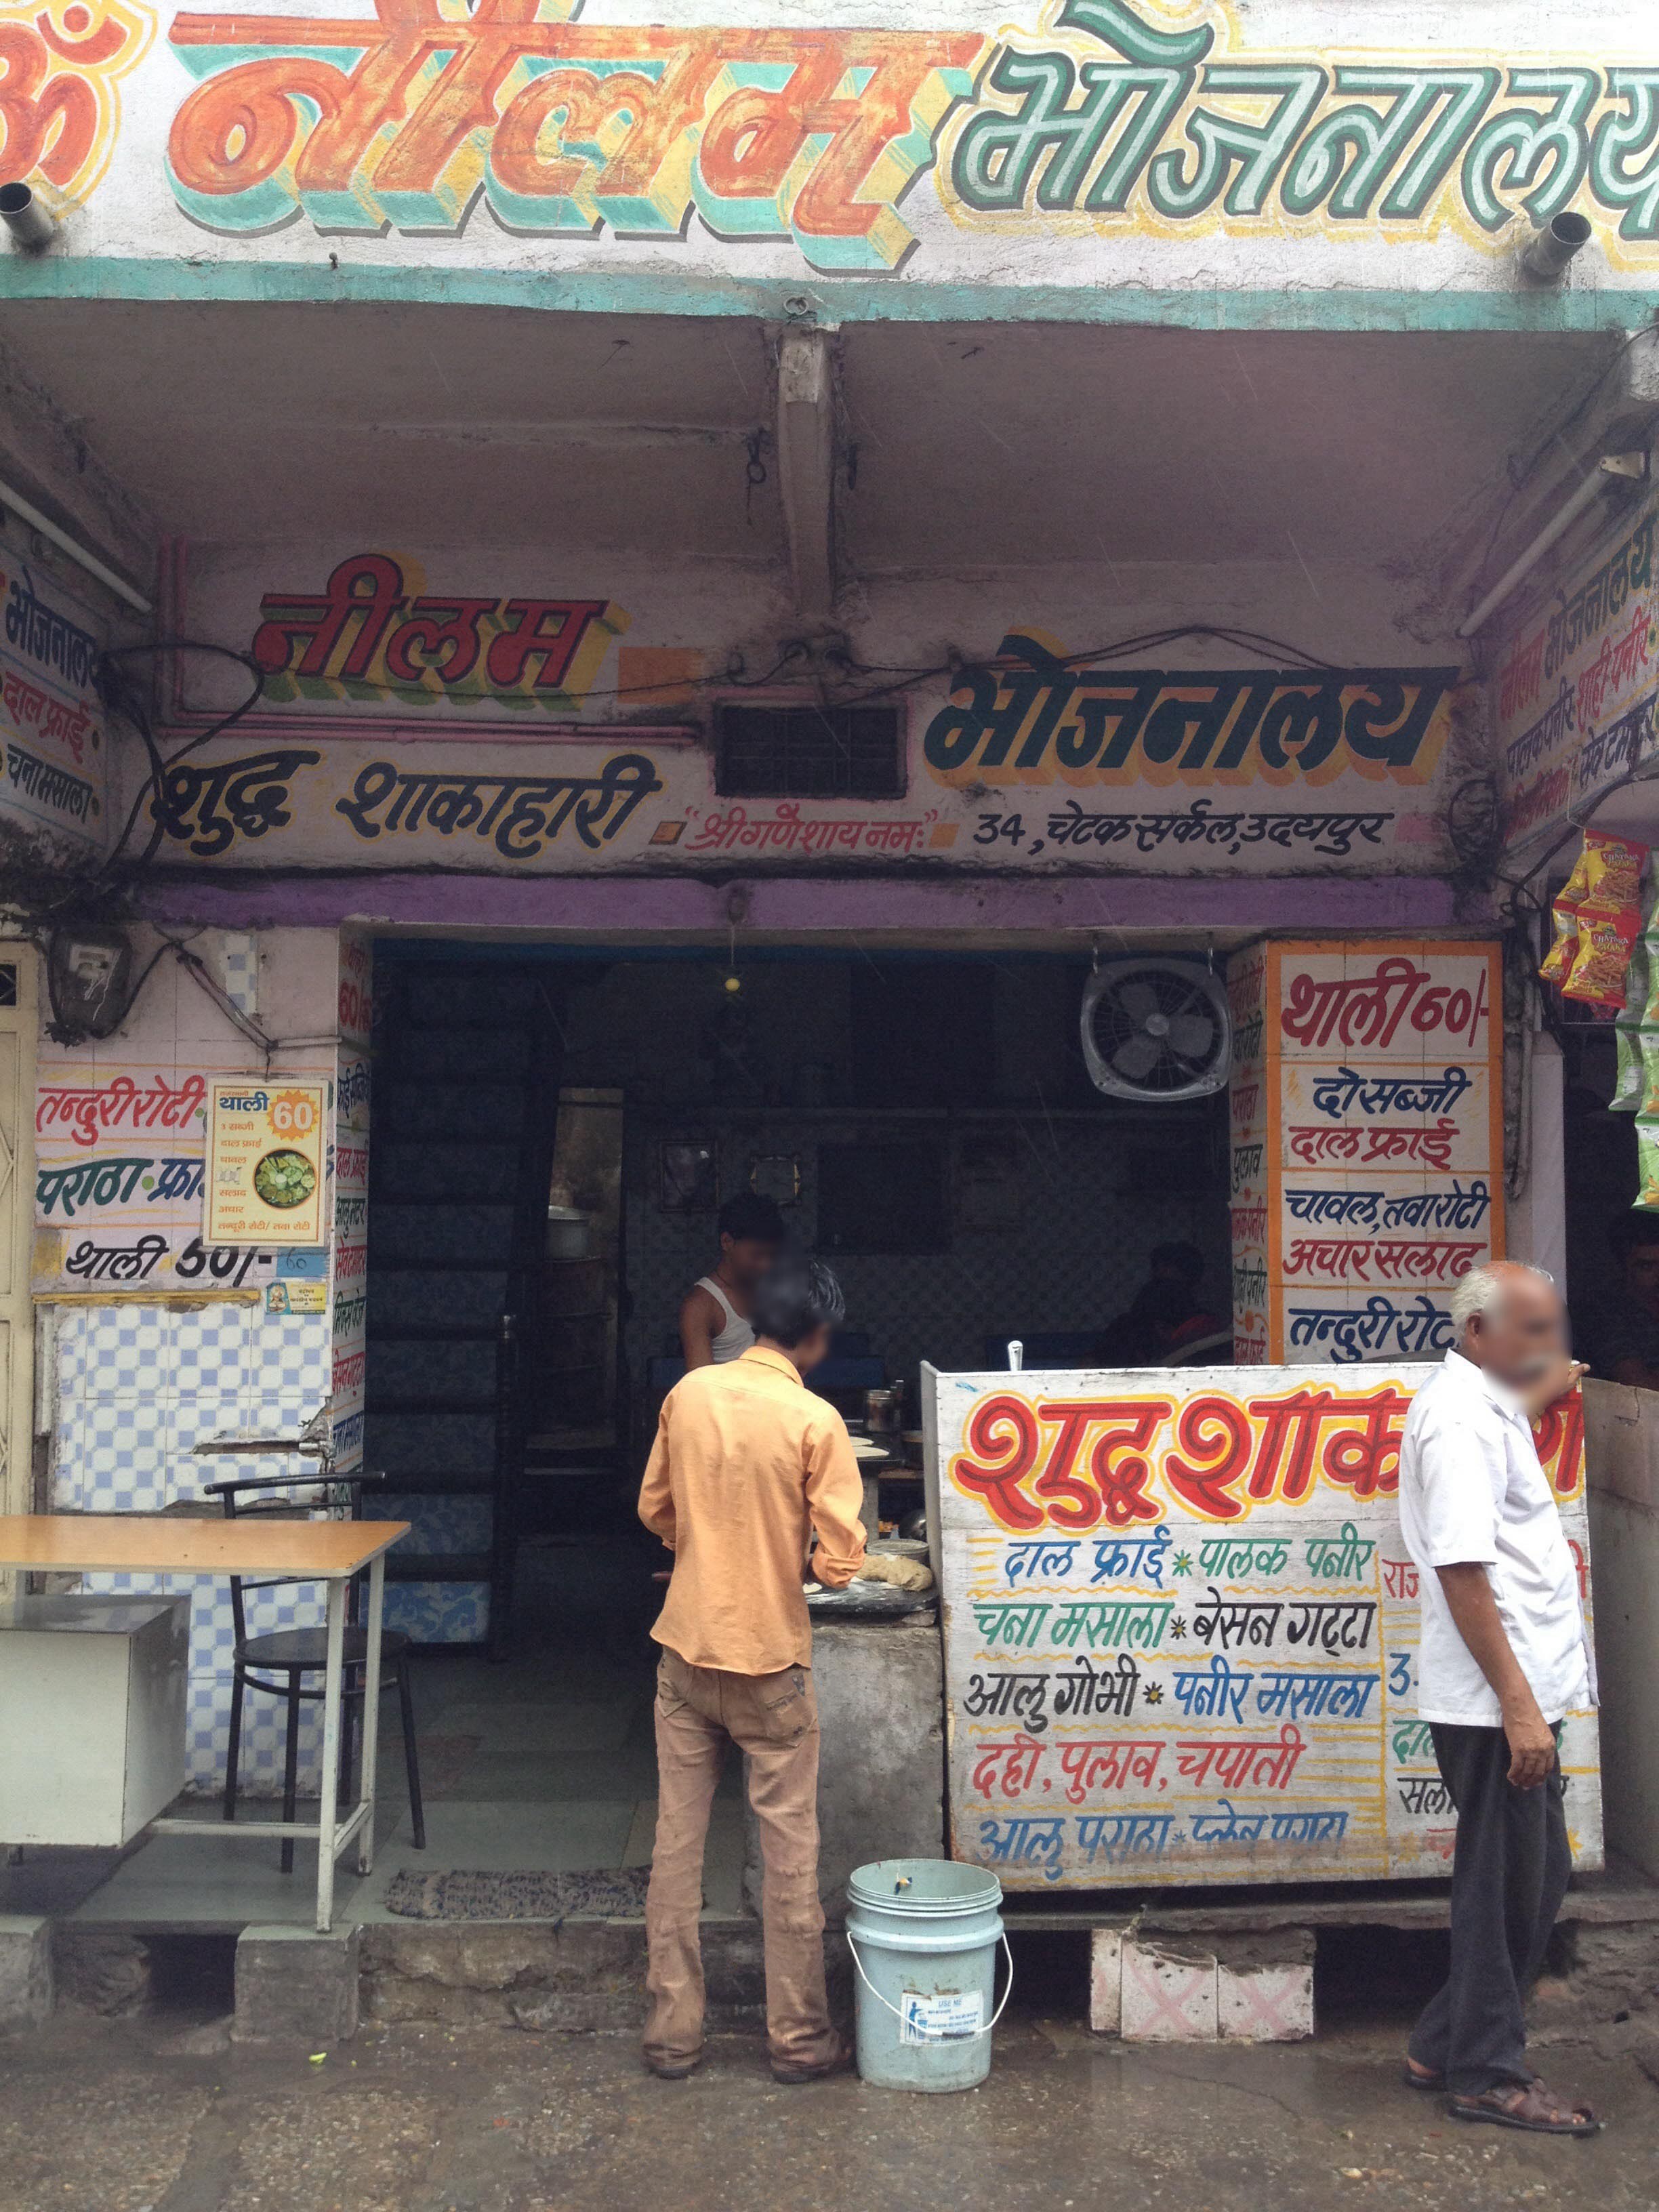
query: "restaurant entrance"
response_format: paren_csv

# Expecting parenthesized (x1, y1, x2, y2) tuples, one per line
(354, 934, 1233, 1892)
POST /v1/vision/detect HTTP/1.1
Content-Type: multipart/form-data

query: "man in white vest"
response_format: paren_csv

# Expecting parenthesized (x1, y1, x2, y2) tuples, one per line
(678, 1193, 785, 1368)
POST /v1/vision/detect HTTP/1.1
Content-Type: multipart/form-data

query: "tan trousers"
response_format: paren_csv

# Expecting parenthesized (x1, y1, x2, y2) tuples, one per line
(644, 1647, 838, 2070)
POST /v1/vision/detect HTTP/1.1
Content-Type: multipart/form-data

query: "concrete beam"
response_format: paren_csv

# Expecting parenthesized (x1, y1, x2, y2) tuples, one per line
(775, 327, 836, 619)
(234, 1923, 360, 2043)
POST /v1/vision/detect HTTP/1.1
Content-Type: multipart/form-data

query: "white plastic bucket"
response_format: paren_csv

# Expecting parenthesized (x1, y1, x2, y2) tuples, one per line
(844, 1858, 1008, 2092)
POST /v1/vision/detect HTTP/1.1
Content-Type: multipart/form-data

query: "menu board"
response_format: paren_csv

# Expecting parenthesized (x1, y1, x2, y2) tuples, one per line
(1230, 941, 1503, 1366)
(205, 1076, 329, 1248)
(924, 1364, 1599, 1890)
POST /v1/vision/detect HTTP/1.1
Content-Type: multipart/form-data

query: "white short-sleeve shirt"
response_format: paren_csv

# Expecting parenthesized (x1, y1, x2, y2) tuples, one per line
(1397, 1350, 1594, 1727)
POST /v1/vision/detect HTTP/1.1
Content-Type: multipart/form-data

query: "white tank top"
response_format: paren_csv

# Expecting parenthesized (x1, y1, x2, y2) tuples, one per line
(696, 1276, 756, 1363)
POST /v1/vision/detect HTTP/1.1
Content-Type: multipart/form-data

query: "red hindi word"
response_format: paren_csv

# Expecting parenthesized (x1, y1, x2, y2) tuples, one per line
(950, 1395, 1172, 1533)
(1162, 1387, 1409, 1521)
(1279, 954, 1489, 1054)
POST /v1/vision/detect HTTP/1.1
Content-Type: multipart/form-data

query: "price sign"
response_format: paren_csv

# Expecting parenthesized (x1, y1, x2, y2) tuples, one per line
(205, 1075, 329, 1248)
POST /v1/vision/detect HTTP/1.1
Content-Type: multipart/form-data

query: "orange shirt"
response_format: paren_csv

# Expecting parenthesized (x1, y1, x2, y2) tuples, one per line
(638, 1345, 867, 1674)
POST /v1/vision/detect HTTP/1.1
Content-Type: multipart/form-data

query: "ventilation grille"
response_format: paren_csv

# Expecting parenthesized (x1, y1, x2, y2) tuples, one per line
(714, 704, 904, 800)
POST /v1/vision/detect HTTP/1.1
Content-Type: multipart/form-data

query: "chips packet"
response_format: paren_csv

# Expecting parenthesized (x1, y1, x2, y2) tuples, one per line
(1564, 907, 1641, 1006)
(1614, 1028, 1644, 1111)
(1539, 904, 1579, 987)
(1637, 1118, 1659, 1210)
(1639, 1029, 1659, 1117)
(1572, 830, 1650, 914)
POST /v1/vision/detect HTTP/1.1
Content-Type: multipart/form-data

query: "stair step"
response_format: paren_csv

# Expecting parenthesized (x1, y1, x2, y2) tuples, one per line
(369, 1202, 516, 1265)
(386, 1551, 493, 1583)
(363, 1411, 495, 1477)
(380, 1086, 529, 1141)
(368, 1324, 503, 1343)
(383, 1029, 534, 1081)
(375, 1141, 522, 1201)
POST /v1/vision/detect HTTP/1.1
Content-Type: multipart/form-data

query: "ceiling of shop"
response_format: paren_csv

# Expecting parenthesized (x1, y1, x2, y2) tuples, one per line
(0, 298, 1618, 580)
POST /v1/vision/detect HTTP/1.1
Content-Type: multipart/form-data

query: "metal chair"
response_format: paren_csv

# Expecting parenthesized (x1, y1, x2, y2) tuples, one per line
(201, 1465, 426, 1870)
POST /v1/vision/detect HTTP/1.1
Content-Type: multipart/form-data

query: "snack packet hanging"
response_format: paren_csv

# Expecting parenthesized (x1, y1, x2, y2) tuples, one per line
(1637, 1118, 1659, 1210)
(1614, 1028, 1644, 1111)
(1639, 1029, 1659, 1116)
(1564, 907, 1641, 1006)
(1622, 930, 1650, 1025)
(1539, 904, 1579, 987)
(1572, 830, 1650, 914)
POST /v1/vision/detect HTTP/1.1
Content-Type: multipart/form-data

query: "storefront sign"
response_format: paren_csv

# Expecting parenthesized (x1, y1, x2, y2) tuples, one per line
(205, 1076, 329, 1247)
(1229, 941, 1504, 1365)
(7, 1, 1659, 301)
(0, 553, 108, 855)
(926, 1361, 1599, 1889)
(1496, 504, 1659, 851)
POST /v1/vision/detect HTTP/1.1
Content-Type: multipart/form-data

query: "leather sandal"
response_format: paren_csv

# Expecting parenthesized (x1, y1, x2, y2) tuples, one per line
(1449, 2079, 1601, 2135)
(1402, 2057, 1445, 2092)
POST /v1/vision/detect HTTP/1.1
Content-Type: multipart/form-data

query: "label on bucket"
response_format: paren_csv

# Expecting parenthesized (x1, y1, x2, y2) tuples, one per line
(899, 1988, 983, 2045)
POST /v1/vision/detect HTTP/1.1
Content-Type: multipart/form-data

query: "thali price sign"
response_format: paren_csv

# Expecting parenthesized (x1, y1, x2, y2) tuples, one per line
(205, 1076, 329, 1248)
(923, 1364, 1600, 1891)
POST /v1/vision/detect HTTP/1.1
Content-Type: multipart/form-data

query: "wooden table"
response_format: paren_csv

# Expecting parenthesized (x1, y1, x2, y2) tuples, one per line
(0, 1515, 408, 1931)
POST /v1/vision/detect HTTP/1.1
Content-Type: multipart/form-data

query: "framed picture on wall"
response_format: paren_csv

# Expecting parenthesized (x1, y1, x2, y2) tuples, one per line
(659, 1139, 719, 1212)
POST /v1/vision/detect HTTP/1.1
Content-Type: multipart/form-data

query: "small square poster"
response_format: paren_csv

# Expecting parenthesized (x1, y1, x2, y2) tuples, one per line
(205, 1075, 329, 1248)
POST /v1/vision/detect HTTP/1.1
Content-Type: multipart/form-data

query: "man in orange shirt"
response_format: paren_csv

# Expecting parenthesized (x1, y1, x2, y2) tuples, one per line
(638, 1259, 866, 2083)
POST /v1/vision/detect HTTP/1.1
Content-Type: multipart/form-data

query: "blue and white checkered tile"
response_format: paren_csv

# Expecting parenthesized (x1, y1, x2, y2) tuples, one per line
(59, 1399, 171, 1513)
(79, 1570, 176, 1602)
(165, 1397, 255, 1507)
(239, 1578, 328, 1638)
(75, 1307, 175, 1403)
(182, 1673, 326, 1795)
(384, 1580, 490, 1644)
(371, 1493, 492, 1552)
(219, 935, 258, 1017)
(54, 1308, 102, 1401)
(172, 1306, 249, 1397)
(245, 1314, 332, 1401)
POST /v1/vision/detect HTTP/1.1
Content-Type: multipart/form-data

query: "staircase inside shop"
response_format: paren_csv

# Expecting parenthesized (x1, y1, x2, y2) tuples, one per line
(363, 962, 560, 1656)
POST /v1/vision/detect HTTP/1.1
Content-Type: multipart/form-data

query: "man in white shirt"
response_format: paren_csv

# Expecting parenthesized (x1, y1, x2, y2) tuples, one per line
(1397, 1261, 1599, 2135)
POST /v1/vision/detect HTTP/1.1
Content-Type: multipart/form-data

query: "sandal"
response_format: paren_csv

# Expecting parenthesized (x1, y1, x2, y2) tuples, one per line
(1403, 2057, 1445, 2092)
(1450, 2079, 1601, 2135)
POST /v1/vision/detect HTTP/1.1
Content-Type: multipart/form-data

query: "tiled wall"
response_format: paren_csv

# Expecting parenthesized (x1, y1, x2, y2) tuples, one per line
(622, 1113, 1229, 1409)
(54, 1300, 335, 1793)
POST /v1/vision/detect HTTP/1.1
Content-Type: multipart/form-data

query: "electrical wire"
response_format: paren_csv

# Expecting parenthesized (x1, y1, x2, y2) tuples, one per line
(96, 640, 267, 881)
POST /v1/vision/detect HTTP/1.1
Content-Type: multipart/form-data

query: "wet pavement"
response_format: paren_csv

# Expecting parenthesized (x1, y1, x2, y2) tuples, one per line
(1, 2009, 1655, 2212)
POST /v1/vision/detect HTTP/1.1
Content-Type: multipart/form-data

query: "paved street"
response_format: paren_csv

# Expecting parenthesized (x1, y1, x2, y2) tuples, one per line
(2, 2008, 1654, 2212)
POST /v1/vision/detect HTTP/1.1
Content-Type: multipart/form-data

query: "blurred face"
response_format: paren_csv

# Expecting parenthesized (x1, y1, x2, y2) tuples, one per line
(1625, 1243, 1659, 1317)
(721, 1232, 780, 1289)
(1463, 1270, 1566, 1390)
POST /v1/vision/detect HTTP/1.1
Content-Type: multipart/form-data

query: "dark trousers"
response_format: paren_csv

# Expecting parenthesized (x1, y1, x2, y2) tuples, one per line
(1408, 1722, 1570, 2097)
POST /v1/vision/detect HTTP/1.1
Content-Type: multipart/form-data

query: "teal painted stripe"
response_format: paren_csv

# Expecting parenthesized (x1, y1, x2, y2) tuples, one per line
(1, 253, 1654, 330)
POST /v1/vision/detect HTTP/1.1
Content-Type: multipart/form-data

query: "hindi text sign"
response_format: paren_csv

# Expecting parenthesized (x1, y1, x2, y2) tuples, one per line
(205, 1076, 329, 1248)
(926, 1362, 1599, 1889)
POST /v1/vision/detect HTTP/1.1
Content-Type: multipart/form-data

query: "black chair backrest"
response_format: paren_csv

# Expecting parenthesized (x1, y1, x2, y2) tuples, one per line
(203, 1469, 383, 1647)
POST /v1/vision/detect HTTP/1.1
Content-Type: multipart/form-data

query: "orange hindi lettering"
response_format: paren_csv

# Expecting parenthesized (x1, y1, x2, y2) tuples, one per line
(1162, 1393, 1252, 1521)
(950, 1392, 1043, 1532)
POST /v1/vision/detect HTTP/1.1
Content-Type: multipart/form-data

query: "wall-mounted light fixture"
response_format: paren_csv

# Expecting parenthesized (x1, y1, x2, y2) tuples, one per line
(0, 183, 56, 251)
(46, 924, 137, 1044)
(1521, 211, 1593, 281)
(1456, 451, 1649, 640)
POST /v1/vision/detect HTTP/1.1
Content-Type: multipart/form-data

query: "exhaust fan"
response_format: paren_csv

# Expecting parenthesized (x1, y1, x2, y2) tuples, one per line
(1080, 958, 1232, 1101)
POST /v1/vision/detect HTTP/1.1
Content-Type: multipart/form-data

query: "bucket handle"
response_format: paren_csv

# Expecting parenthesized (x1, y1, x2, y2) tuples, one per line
(845, 1929, 1013, 2043)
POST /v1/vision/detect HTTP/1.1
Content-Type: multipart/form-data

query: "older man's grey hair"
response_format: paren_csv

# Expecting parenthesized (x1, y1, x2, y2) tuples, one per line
(1448, 1261, 1557, 1340)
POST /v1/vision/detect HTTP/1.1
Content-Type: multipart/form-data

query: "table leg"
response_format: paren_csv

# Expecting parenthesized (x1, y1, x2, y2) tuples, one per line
(315, 1577, 347, 1934)
(356, 1553, 384, 1875)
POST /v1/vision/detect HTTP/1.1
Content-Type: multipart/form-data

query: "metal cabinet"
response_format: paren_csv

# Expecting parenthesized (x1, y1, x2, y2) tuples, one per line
(0, 1593, 189, 1846)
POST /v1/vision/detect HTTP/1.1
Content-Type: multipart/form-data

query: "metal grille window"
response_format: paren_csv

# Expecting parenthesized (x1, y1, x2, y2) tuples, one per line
(714, 704, 904, 800)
